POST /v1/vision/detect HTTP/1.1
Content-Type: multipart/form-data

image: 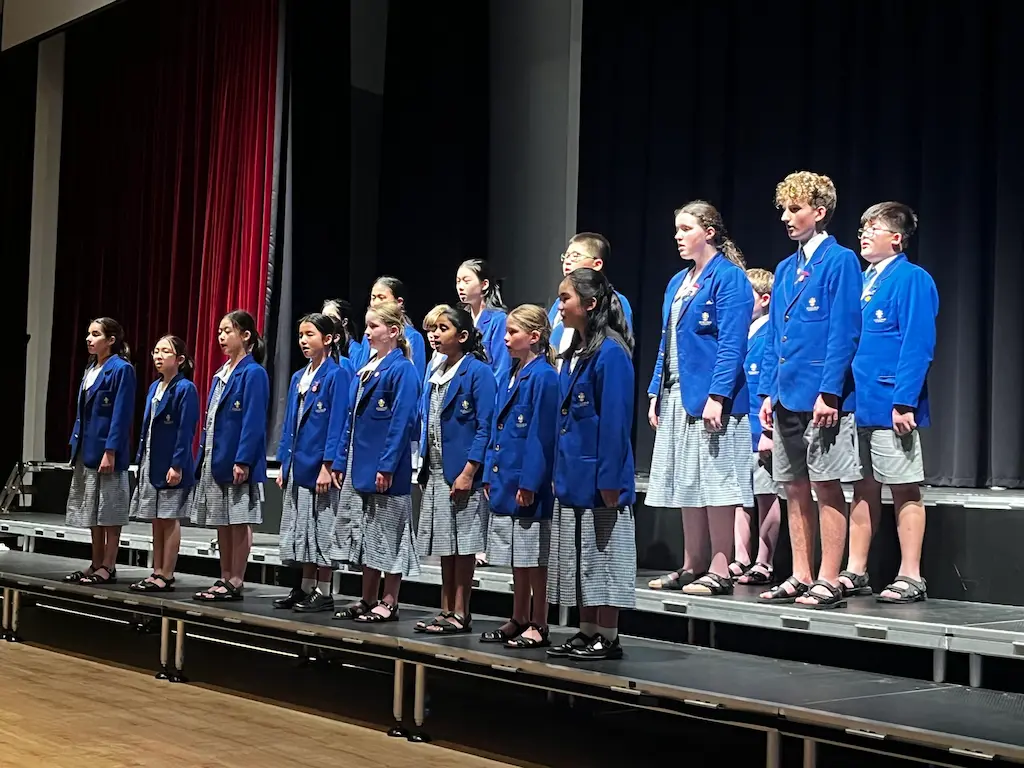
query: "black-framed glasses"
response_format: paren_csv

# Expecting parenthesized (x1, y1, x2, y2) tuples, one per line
(559, 250, 587, 264)
(857, 226, 897, 239)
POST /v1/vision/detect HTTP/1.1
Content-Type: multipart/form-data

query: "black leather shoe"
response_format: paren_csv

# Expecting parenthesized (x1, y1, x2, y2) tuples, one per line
(569, 633, 623, 661)
(293, 590, 335, 613)
(273, 587, 307, 609)
(546, 631, 591, 658)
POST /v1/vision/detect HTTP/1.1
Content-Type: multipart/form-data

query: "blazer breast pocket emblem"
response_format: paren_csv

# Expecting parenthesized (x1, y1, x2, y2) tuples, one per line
(164, 414, 173, 424)
(460, 399, 472, 414)
(102, 396, 110, 406)
(376, 398, 388, 412)
(315, 401, 326, 413)
(699, 312, 712, 327)
(873, 308, 887, 323)
(807, 297, 820, 312)
(516, 413, 526, 428)
(232, 400, 242, 411)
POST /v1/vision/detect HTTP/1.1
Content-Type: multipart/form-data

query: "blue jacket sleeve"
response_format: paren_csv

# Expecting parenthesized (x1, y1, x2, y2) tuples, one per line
(893, 269, 939, 409)
(106, 362, 136, 453)
(136, 383, 155, 463)
(469, 364, 496, 465)
(235, 366, 270, 467)
(519, 370, 559, 493)
(709, 270, 753, 401)
(488, 314, 510, 381)
(276, 372, 299, 464)
(378, 365, 419, 475)
(332, 377, 358, 472)
(819, 253, 862, 399)
(647, 301, 668, 398)
(172, 383, 199, 469)
(324, 364, 354, 463)
(596, 346, 635, 492)
(758, 274, 782, 403)
(408, 330, 426, 380)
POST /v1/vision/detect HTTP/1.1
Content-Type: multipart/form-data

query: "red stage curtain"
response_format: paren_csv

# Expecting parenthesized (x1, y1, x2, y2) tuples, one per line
(45, 0, 278, 461)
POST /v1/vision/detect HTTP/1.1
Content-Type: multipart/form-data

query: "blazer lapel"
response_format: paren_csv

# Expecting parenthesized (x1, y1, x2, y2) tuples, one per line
(786, 238, 835, 315)
(498, 357, 535, 419)
(441, 364, 468, 414)
(84, 365, 113, 407)
(357, 349, 398, 408)
(299, 359, 333, 423)
(153, 374, 183, 420)
(561, 355, 588, 408)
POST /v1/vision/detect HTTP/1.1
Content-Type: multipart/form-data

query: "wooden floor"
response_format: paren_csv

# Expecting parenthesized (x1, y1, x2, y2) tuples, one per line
(0, 643, 515, 768)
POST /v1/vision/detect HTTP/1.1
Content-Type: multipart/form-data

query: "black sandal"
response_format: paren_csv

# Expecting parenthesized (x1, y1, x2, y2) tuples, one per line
(506, 623, 550, 649)
(193, 580, 242, 602)
(647, 569, 696, 590)
(480, 618, 523, 643)
(416, 611, 453, 633)
(757, 576, 809, 603)
(737, 563, 774, 585)
(838, 570, 872, 597)
(65, 565, 97, 583)
(333, 599, 372, 620)
(876, 576, 927, 604)
(355, 600, 399, 623)
(727, 561, 752, 578)
(79, 566, 117, 585)
(682, 572, 734, 596)
(425, 612, 471, 634)
(130, 574, 175, 592)
(797, 579, 848, 610)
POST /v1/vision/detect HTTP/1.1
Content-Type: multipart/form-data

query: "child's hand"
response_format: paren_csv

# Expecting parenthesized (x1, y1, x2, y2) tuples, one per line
(758, 397, 774, 431)
(99, 450, 115, 475)
(232, 463, 250, 485)
(756, 433, 773, 454)
(482, 483, 490, 500)
(648, 397, 659, 429)
(892, 407, 917, 436)
(166, 467, 182, 486)
(812, 394, 839, 428)
(375, 471, 392, 493)
(331, 470, 345, 490)
(515, 488, 535, 507)
(451, 471, 473, 498)
(316, 464, 333, 495)
(702, 397, 723, 433)
(599, 489, 620, 509)
(276, 474, 284, 489)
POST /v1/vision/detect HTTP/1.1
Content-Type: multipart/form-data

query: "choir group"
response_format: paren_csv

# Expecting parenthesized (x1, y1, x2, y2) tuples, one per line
(61, 170, 938, 661)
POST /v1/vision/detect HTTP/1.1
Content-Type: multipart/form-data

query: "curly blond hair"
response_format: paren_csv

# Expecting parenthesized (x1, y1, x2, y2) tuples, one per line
(774, 171, 837, 228)
(746, 268, 774, 297)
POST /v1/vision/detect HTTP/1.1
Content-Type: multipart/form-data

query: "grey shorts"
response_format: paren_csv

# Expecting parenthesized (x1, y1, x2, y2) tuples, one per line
(772, 406, 860, 484)
(752, 452, 781, 497)
(856, 427, 924, 485)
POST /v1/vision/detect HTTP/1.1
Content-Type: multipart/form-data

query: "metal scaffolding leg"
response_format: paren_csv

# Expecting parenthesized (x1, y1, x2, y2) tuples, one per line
(170, 620, 187, 683)
(387, 660, 408, 737)
(802, 739, 817, 768)
(1, 587, 10, 638)
(687, 619, 696, 645)
(709, 621, 717, 648)
(766, 730, 781, 768)
(156, 618, 171, 679)
(969, 653, 983, 688)
(932, 648, 947, 683)
(407, 664, 430, 743)
(9, 590, 21, 641)
(558, 604, 569, 626)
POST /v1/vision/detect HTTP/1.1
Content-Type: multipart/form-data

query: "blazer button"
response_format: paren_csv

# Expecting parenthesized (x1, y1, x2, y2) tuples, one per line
(780, 357, 786, 364)
(497, 423, 503, 430)
(781, 336, 788, 342)
(492, 465, 498, 473)
(560, 427, 567, 434)
(494, 445, 500, 451)
(785, 315, 790, 321)
(561, 408, 568, 415)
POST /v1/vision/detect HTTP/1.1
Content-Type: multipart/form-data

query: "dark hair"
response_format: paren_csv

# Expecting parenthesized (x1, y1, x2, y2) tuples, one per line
(372, 275, 406, 303)
(157, 335, 195, 380)
(440, 305, 487, 363)
(88, 317, 131, 366)
(223, 310, 266, 365)
(458, 259, 506, 310)
(559, 268, 633, 361)
(569, 232, 611, 263)
(321, 298, 355, 354)
(298, 312, 342, 362)
(675, 200, 746, 268)
(860, 201, 918, 251)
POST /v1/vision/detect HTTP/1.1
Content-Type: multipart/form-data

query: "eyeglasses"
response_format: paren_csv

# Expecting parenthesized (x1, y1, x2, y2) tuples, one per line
(857, 226, 897, 239)
(559, 250, 590, 264)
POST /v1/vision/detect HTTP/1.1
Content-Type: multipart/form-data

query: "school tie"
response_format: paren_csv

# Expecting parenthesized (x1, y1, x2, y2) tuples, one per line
(863, 265, 876, 287)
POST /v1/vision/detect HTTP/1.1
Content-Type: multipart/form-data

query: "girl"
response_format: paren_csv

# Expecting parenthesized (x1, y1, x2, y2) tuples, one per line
(368, 276, 426, 379)
(128, 335, 199, 592)
(414, 305, 496, 635)
(546, 268, 636, 661)
(330, 299, 421, 622)
(646, 201, 755, 596)
(321, 298, 363, 368)
(191, 310, 270, 601)
(456, 259, 510, 380)
(63, 317, 137, 585)
(481, 305, 559, 648)
(274, 313, 354, 613)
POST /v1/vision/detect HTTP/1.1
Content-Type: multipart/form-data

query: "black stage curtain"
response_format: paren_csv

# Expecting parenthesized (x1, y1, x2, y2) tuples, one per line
(577, 1, 1024, 489)
(0, 43, 37, 479)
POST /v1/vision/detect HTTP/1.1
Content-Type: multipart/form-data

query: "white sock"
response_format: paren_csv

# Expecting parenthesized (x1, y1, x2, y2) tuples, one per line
(317, 580, 333, 596)
(300, 578, 316, 593)
(597, 625, 618, 641)
(580, 622, 599, 637)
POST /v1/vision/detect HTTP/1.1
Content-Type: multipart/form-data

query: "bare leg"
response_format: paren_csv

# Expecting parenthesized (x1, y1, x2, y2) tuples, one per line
(739, 494, 781, 583)
(734, 505, 754, 568)
(511, 567, 531, 626)
(842, 476, 882, 591)
(368, 572, 401, 617)
(681, 506, 711, 573)
(761, 479, 814, 599)
(213, 525, 233, 593)
(229, 524, 251, 588)
(89, 527, 103, 571)
(595, 605, 620, 639)
(361, 566, 382, 605)
(102, 525, 121, 570)
(520, 566, 549, 642)
(796, 480, 847, 604)
(706, 506, 735, 578)
(454, 553, 476, 617)
(151, 520, 166, 580)
(879, 484, 926, 599)
(439, 556, 456, 614)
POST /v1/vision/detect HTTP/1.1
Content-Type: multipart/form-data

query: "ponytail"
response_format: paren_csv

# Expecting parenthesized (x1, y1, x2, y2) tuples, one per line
(118, 341, 132, 362)
(250, 334, 267, 365)
(607, 291, 635, 355)
(397, 337, 412, 360)
(159, 335, 195, 380)
(505, 304, 556, 373)
(89, 317, 131, 365)
(224, 310, 266, 366)
(563, 269, 633, 360)
(720, 237, 746, 268)
(467, 327, 488, 363)
(300, 312, 343, 363)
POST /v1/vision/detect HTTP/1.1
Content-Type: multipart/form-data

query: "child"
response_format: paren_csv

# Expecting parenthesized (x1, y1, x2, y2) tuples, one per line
(191, 310, 270, 602)
(481, 304, 559, 648)
(128, 335, 199, 592)
(757, 171, 862, 609)
(274, 313, 354, 613)
(63, 317, 137, 585)
(645, 202, 753, 596)
(321, 298, 363, 368)
(368, 276, 427, 379)
(456, 259, 511, 380)
(330, 299, 421, 622)
(840, 202, 937, 604)
(548, 233, 634, 367)
(735, 269, 783, 586)
(414, 305, 496, 634)
(546, 268, 636, 661)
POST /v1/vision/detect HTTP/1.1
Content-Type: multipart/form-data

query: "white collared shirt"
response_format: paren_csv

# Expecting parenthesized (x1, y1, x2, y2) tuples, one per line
(801, 231, 829, 263)
(428, 353, 467, 387)
(298, 358, 325, 395)
(862, 254, 899, 299)
(84, 363, 105, 390)
(748, 315, 769, 338)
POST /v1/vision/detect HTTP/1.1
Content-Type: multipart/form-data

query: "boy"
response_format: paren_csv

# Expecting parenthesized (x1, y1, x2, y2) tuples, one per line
(757, 171, 862, 608)
(735, 268, 782, 585)
(839, 202, 937, 604)
(548, 232, 634, 361)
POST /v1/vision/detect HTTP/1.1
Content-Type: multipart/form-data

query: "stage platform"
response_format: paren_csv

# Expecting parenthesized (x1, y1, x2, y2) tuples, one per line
(0, 550, 1022, 767)
(2, 509, 1022, 688)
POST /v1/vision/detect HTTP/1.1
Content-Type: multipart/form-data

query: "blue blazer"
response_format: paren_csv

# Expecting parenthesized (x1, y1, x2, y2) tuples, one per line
(418, 356, 496, 488)
(553, 338, 636, 509)
(853, 256, 938, 429)
(404, 320, 427, 380)
(334, 348, 420, 495)
(136, 375, 199, 488)
(647, 255, 753, 416)
(478, 308, 511, 381)
(485, 357, 559, 519)
(348, 337, 370, 372)
(758, 236, 862, 413)
(277, 357, 354, 489)
(70, 355, 137, 471)
(744, 321, 770, 451)
(548, 290, 633, 351)
(200, 355, 270, 485)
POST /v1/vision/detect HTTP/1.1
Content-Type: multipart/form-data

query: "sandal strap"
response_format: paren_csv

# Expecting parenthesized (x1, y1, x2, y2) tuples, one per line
(886, 576, 926, 595)
(808, 579, 843, 600)
(765, 576, 807, 597)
